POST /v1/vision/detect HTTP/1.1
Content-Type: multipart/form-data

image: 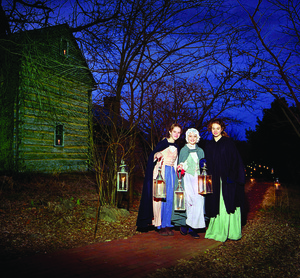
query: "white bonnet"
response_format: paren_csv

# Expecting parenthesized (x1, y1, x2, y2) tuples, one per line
(185, 128, 200, 143)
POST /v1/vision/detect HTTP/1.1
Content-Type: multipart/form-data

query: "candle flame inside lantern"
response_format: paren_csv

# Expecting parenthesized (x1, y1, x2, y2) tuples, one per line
(121, 177, 125, 190)
(179, 194, 183, 208)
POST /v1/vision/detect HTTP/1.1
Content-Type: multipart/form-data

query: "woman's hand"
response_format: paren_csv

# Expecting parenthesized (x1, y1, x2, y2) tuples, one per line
(177, 164, 183, 171)
(155, 152, 163, 161)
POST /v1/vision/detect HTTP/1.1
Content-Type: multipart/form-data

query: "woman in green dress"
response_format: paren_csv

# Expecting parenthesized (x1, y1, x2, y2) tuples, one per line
(204, 119, 245, 242)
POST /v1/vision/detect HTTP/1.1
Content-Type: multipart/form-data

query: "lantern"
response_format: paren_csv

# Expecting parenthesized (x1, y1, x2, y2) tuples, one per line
(153, 163, 166, 198)
(117, 159, 128, 192)
(274, 178, 280, 190)
(198, 162, 213, 195)
(174, 170, 185, 211)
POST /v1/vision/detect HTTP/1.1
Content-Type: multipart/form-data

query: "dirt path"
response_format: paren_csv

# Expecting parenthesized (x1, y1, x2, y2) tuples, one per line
(1, 181, 271, 278)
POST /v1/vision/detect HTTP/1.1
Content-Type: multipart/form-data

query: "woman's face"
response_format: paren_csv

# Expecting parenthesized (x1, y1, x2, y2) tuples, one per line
(187, 132, 198, 145)
(211, 123, 223, 139)
(169, 126, 181, 141)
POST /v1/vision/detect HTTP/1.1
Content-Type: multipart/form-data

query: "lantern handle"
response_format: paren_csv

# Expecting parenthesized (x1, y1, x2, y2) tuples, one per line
(178, 169, 182, 180)
(159, 157, 164, 168)
(177, 167, 185, 178)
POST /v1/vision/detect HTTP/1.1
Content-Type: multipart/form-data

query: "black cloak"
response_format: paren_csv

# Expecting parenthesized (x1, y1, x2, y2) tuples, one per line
(136, 138, 179, 229)
(204, 136, 246, 224)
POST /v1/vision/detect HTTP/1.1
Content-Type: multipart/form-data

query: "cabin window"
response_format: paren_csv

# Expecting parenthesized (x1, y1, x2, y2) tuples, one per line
(55, 124, 64, 146)
(60, 39, 69, 56)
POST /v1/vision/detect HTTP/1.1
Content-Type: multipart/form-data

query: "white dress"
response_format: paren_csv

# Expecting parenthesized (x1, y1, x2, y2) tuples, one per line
(181, 144, 205, 229)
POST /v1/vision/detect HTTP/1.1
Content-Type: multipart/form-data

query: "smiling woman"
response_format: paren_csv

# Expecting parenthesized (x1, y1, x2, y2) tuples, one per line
(136, 123, 182, 235)
(204, 118, 246, 242)
(172, 128, 205, 239)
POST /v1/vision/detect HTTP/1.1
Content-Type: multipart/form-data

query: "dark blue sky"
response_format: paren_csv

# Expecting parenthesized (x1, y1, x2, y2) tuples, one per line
(2, 0, 292, 141)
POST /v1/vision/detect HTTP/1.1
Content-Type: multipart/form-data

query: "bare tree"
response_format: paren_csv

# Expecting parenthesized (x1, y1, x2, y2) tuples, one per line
(136, 75, 251, 144)
(1, 0, 265, 207)
(0, 0, 57, 36)
(75, 0, 234, 206)
(216, 0, 300, 137)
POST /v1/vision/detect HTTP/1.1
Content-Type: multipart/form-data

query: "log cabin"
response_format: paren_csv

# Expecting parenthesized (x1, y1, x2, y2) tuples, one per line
(0, 24, 95, 173)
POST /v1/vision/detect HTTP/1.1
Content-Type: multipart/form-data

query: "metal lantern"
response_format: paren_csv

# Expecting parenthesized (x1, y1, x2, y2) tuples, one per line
(198, 162, 213, 195)
(153, 163, 166, 198)
(117, 159, 128, 192)
(274, 178, 280, 190)
(174, 170, 185, 211)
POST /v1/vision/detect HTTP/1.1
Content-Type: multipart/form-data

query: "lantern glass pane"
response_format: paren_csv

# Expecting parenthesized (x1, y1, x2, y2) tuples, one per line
(198, 175, 213, 194)
(117, 172, 128, 192)
(174, 191, 185, 211)
(274, 179, 280, 190)
(153, 179, 166, 198)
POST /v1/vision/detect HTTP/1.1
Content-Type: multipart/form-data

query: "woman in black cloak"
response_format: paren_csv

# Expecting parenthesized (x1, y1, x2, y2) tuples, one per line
(204, 118, 246, 242)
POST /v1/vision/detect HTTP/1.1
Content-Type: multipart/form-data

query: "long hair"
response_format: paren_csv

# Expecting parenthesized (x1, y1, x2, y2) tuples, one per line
(165, 123, 182, 139)
(207, 118, 229, 137)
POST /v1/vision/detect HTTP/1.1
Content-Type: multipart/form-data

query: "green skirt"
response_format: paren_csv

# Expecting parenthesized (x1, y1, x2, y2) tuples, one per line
(205, 182, 241, 242)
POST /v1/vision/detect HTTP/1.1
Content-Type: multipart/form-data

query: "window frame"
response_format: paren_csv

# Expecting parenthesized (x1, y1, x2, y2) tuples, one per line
(54, 124, 64, 147)
(60, 38, 69, 57)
